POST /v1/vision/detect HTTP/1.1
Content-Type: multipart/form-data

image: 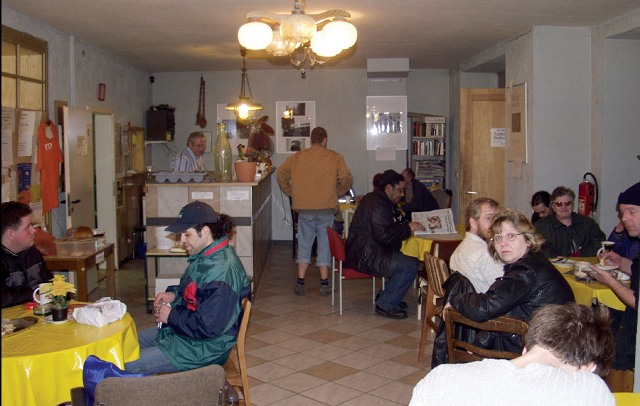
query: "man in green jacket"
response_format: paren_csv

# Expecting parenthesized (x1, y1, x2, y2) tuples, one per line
(277, 127, 353, 296)
(125, 201, 251, 374)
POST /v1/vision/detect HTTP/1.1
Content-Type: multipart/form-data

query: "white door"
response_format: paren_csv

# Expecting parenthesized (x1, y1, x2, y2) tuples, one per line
(63, 106, 95, 229)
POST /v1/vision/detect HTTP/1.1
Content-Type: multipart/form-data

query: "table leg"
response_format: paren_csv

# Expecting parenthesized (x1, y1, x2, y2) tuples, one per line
(76, 268, 88, 301)
(106, 252, 116, 299)
(144, 257, 152, 313)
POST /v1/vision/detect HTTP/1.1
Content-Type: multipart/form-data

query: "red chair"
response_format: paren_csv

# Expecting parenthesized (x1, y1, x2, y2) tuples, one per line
(326, 227, 382, 316)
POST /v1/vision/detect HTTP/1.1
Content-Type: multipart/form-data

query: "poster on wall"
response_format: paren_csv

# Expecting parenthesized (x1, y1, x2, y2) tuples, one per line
(365, 96, 407, 151)
(506, 83, 528, 163)
(275, 101, 315, 154)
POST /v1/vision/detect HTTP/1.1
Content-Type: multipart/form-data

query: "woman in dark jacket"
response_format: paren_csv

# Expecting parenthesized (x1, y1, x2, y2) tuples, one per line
(446, 209, 575, 352)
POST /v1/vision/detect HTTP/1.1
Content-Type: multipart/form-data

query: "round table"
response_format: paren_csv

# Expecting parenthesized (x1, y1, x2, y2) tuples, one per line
(1, 303, 140, 406)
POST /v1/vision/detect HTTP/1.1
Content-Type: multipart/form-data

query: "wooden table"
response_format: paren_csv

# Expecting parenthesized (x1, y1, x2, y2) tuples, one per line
(1, 303, 139, 406)
(554, 257, 625, 311)
(44, 243, 115, 301)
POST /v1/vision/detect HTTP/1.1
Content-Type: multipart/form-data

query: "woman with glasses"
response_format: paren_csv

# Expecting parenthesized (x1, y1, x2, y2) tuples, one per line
(444, 209, 574, 354)
(535, 186, 606, 258)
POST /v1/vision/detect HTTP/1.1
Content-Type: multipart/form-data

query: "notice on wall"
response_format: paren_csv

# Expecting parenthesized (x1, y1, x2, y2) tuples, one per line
(17, 162, 32, 203)
(375, 146, 396, 161)
(2, 107, 15, 167)
(18, 110, 38, 157)
(491, 128, 507, 148)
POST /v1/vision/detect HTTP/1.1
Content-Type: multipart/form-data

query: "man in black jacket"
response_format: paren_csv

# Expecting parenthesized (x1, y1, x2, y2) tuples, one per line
(1, 201, 52, 308)
(345, 170, 425, 319)
(401, 168, 439, 220)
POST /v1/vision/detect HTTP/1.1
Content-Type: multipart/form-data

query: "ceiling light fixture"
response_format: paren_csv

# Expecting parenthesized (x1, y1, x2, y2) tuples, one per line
(237, 0, 357, 71)
(226, 49, 263, 123)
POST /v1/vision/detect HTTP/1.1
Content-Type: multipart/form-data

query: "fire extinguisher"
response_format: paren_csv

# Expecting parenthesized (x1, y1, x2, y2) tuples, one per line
(578, 172, 598, 217)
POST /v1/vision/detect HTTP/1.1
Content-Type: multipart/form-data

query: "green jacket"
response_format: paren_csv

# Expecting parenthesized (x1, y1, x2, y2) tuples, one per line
(156, 238, 250, 370)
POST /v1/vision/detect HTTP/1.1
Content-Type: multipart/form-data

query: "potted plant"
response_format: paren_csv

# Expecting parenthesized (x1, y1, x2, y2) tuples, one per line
(42, 275, 77, 321)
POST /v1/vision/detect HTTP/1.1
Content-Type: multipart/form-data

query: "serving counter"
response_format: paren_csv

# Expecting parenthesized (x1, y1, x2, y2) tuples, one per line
(144, 170, 272, 299)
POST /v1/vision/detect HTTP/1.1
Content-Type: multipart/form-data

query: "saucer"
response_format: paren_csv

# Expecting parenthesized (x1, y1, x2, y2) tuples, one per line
(596, 265, 617, 272)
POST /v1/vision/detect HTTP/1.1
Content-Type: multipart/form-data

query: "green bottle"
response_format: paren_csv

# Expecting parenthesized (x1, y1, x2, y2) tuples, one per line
(214, 123, 233, 182)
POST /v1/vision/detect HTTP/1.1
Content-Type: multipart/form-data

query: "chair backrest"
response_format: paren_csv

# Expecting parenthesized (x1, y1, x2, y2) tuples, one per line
(431, 188, 452, 209)
(326, 226, 346, 261)
(227, 298, 252, 406)
(444, 307, 528, 364)
(423, 253, 451, 298)
(93, 363, 227, 405)
(429, 239, 462, 266)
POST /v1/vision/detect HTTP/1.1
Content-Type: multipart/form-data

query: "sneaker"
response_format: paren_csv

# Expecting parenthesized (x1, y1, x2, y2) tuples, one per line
(375, 304, 408, 319)
(376, 293, 408, 310)
(319, 285, 331, 296)
(294, 284, 306, 296)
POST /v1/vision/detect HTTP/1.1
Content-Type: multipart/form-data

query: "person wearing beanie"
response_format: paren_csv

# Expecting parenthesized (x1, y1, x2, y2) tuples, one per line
(590, 181, 640, 390)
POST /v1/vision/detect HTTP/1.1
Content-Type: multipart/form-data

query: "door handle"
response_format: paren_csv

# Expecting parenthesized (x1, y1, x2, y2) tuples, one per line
(71, 199, 81, 204)
(465, 191, 477, 195)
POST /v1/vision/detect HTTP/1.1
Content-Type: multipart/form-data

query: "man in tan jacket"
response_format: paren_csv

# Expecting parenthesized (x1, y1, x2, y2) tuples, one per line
(277, 127, 353, 296)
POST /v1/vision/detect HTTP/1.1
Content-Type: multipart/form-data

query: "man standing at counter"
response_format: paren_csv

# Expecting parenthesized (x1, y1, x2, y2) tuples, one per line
(171, 131, 206, 172)
(1, 201, 52, 308)
(345, 170, 425, 319)
(277, 127, 353, 296)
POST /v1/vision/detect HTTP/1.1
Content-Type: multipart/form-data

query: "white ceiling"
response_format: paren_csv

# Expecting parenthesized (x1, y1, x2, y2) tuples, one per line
(3, 0, 640, 73)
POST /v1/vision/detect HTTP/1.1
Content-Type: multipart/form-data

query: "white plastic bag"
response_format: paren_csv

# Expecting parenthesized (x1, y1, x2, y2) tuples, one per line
(73, 297, 127, 327)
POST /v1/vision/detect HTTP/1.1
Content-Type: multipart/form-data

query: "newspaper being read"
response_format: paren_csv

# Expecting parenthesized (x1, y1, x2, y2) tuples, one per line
(411, 208, 456, 236)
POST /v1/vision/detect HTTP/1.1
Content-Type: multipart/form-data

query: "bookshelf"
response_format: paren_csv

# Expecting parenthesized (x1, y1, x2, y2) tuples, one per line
(407, 113, 446, 190)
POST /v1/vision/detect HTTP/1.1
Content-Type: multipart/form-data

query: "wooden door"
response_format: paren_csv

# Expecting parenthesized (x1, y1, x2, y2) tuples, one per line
(459, 89, 506, 215)
(63, 106, 95, 229)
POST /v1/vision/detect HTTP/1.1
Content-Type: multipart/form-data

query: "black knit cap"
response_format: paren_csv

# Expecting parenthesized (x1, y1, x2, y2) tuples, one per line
(617, 182, 640, 206)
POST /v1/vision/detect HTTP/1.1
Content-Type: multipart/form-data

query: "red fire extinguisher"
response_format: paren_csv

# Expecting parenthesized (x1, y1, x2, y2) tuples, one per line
(578, 172, 598, 217)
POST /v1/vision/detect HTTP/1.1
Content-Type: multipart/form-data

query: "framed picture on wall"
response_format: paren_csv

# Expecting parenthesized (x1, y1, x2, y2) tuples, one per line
(365, 96, 407, 151)
(275, 101, 315, 153)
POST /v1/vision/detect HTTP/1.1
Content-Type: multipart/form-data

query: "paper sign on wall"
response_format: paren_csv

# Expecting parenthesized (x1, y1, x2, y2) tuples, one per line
(491, 128, 507, 147)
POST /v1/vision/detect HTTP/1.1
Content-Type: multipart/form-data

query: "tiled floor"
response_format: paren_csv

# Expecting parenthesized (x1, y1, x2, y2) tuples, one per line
(90, 242, 434, 405)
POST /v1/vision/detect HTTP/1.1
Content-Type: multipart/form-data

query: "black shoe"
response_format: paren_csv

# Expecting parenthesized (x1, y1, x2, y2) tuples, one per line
(376, 293, 407, 310)
(375, 304, 408, 319)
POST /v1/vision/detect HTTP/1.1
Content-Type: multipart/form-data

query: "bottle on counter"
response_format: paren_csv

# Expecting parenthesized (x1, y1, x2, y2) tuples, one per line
(214, 122, 233, 182)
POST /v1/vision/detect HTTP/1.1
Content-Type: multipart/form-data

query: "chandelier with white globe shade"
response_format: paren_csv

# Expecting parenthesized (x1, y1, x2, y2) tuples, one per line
(237, 0, 357, 69)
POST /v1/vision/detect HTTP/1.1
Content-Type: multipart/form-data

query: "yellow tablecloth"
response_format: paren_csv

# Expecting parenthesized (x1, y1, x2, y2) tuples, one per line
(401, 236, 434, 260)
(555, 257, 626, 311)
(1, 304, 140, 406)
(613, 392, 640, 406)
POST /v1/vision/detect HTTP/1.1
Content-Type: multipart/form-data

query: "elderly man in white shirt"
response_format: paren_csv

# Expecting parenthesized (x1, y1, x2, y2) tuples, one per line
(450, 197, 504, 293)
(171, 131, 206, 172)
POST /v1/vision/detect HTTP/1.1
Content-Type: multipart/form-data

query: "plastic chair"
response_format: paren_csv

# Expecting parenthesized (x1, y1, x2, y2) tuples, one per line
(225, 298, 252, 406)
(326, 227, 381, 316)
(444, 307, 528, 363)
(417, 253, 451, 361)
(93, 363, 227, 405)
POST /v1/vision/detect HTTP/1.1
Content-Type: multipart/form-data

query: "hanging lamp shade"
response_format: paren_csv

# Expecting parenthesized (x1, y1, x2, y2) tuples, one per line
(226, 50, 263, 122)
(280, 12, 316, 43)
(323, 17, 357, 50)
(265, 27, 299, 56)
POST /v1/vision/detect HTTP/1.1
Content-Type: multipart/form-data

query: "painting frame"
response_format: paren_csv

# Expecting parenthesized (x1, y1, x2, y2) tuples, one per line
(365, 96, 407, 151)
(275, 101, 315, 153)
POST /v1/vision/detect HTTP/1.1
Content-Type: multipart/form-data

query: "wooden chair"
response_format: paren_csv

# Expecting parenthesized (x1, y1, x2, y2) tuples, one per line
(429, 239, 461, 266)
(225, 298, 252, 405)
(418, 253, 451, 361)
(431, 188, 453, 209)
(326, 227, 382, 316)
(92, 363, 227, 405)
(444, 307, 528, 363)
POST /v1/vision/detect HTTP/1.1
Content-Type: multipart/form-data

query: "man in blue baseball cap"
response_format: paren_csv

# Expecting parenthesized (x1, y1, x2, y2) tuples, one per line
(126, 201, 251, 374)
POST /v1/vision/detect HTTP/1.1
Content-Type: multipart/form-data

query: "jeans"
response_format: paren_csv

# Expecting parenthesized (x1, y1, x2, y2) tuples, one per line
(376, 251, 419, 311)
(297, 212, 334, 267)
(124, 327, 180, 374)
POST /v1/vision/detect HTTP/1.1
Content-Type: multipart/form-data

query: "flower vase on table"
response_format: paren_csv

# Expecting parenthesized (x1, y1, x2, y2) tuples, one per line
(41, 275, 76, 321)
(51, 307, 68, 322)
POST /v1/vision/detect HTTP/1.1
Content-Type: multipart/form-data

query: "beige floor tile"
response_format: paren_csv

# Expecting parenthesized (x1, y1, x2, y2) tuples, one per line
(358, 342, 411, 360)
(250, 382, 296, 405)
(302, 361, 359, 381)
(331, 351, 385, 370)
(300, 382, 364, 405)
(269, 372, 328, 392)
(247, 362, 297, 382)
(304, 343, 354, 362)
(334, 370, 393, 393)
(365, 359, 421, 380)
(369, 380, 417, 405)
(247, 343, 296, 361)
(302, 328, 351, 344)
(341, 393, 404, 405)
(330, 335, 378, 351)
(272, 352, 327, 371)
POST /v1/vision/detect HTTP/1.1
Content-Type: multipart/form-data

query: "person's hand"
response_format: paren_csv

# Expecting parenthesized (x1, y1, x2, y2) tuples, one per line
(588, 264, 617, 287)
(443, 302, 453, 321)
(154, 302, 171, 324)
(409, 221, 426, 232)
(154, 292, 175, 309)
(599, 251, 622, 268)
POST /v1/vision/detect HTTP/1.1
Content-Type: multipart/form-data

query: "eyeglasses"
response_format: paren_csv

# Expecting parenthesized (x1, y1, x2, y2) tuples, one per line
(492, 233, 523, 244)
(554, 201, 573, 207)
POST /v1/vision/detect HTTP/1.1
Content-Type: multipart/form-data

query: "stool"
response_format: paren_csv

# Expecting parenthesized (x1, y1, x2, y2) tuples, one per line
(132, 226, 146, 259)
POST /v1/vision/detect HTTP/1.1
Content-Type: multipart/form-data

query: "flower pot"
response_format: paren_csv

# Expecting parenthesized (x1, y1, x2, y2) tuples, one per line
(52, 307, 68, 322)
(234, 161, 257, 183)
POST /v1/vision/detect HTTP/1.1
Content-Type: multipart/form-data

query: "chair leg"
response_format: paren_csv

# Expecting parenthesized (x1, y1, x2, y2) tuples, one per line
(331, 257, 336, 306)
(372, 277, 376, 304)
(339, 264, 344, 316)
(418, 289, 438, 361)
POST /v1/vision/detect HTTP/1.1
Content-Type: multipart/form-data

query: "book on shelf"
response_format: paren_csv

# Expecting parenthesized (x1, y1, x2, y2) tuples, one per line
(411, 208, 460, 238)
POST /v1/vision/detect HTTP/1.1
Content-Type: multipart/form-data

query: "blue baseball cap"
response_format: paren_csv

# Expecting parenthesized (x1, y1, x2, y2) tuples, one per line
(166, 201, 219, 233)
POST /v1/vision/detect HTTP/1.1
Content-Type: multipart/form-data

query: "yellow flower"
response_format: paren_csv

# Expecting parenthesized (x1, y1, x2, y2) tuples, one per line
(43, 275, 77, 309)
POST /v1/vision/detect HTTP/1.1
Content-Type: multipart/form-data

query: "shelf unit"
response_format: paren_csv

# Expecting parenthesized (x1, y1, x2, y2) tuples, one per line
(407, 113, 446, 190)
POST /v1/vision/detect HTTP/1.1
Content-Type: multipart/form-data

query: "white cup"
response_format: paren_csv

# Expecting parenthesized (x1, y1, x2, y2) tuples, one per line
(575, 261, 591, 272)
(33, 283, 51, 305)
(616, 271, 631, 282)
(596, 241, 616, 264)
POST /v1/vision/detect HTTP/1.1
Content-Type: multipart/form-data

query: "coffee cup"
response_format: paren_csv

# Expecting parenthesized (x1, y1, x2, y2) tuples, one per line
(575, 261, 591, 272)
(33, 283, 51, 305)
(596, 241, 615, 264)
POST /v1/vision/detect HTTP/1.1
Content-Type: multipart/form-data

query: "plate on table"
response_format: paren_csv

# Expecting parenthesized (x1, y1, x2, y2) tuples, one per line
(551, 258, 575, 265)
(595, 265, 617, 272)
(2, 316, 38, 338)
